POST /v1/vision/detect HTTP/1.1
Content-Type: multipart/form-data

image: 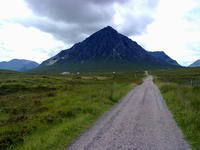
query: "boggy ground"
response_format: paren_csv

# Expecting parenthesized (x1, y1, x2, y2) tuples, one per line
(0, 70, 143, 150)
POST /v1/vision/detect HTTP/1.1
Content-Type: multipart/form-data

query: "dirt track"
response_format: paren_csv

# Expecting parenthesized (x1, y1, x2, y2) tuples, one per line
(67, 76, 190, 150)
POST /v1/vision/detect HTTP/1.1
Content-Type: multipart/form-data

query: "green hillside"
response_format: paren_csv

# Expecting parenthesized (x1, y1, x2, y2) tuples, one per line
(32, 60, 180, 73)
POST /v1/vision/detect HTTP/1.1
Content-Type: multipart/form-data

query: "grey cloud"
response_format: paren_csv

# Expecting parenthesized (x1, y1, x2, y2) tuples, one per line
(25, 0, 119, 23)
(18, 17, 111, 43)
(118, 0, 159, 36)
(23, 0, 119, 43)
(119, 15, 154, 36)
(22, 0, 159, 44)
(146, 0, 159, 9)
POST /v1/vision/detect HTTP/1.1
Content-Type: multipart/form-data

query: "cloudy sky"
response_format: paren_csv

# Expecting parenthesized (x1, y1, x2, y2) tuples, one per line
(0, 0, 199, 66)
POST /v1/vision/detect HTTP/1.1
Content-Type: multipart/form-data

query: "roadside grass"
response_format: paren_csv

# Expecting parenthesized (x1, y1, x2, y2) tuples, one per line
(153, 67, 200, 150)
(0, 70, 144, 150)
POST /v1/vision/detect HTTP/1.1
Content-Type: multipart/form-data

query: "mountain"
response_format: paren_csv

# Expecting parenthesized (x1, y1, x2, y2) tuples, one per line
(148, 51, 180, 66)
(189, 59, 200, 67)
(34, 26, 181, 73)
(0, 59, 39, 72)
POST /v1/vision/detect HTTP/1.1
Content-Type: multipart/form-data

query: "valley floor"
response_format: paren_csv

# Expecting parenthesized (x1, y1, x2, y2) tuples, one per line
(67, 76, 190, 150)
(1, 69, 199, 150)
(0, 71, 142, 150)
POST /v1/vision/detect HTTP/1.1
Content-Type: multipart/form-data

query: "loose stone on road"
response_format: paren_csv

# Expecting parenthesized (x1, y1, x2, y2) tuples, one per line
(67, 76, 190, 150)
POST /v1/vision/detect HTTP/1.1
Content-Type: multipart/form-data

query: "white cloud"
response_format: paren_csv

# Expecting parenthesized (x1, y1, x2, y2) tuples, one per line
(0, 0, 67, 63)
(133, 0, 200, 66)
(0, 22, 66, 63)
(0, 0, 32, 20)
(113, 0, 159, 35)
(0, 0, 199, 66)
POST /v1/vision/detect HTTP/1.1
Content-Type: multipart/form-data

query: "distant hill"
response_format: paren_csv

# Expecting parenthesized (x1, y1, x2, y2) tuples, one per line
(34, 26, 181, 73)
(0, 59, 39, 72)
(189, 59, 200, 67)
(148, 51, 180, 66)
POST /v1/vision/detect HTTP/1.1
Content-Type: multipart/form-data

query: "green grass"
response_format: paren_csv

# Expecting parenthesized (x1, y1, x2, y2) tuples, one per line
(32, 59, 181, 73)
(0, 70, 144, 150)
(153, 67, 200, 150)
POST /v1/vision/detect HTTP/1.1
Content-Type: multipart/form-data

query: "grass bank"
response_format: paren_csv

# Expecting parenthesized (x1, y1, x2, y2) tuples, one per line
(0, 71, 143, 150)
(153, 67, 200, 150)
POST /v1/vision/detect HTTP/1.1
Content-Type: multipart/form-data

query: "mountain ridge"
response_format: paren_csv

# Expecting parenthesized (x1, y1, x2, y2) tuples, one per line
(189, 59, 200, 67)
(34, 26, 181, 73)
(148, 51, 180, 66)
(0, 59, 39, 72)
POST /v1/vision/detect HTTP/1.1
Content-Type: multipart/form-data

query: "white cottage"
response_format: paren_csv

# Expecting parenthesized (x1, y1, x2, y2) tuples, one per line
(61, 72, 70, 75)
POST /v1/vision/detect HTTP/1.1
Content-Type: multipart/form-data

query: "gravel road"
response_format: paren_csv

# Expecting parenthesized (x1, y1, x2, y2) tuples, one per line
(67, 76, 190, 150)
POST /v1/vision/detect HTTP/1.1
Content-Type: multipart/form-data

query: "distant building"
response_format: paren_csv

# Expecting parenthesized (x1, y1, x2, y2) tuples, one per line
(61, 72, 70, 75)
(77, 72, 80, 75)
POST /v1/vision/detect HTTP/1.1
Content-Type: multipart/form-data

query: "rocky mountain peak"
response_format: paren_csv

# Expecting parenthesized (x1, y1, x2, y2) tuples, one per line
(35, 26, 181, 73)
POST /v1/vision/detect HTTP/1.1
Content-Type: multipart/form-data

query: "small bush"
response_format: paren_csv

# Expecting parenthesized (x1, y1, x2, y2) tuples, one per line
(7, 115, 28, 123)
(47, 92, 56, 97)
(160, 84, 177, 93)
(0, 84, 27, 94)
(83, 107, 97, 115)
(0, 131, 24, 149)
(41, 114, 62, 124)
(57, 110, 76, 118)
